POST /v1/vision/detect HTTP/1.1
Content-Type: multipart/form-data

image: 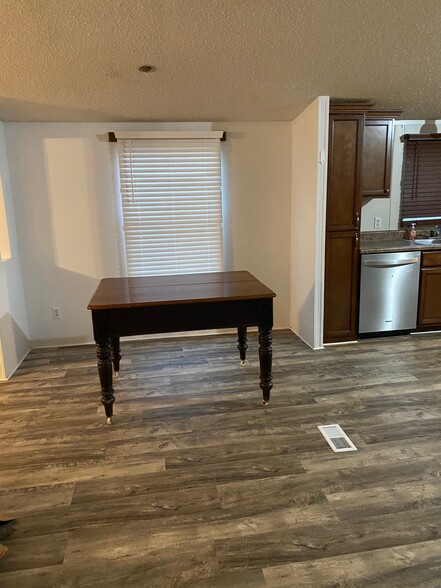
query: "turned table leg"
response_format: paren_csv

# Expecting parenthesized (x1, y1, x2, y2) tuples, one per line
(96, 338, 115, 424)
(237, 326, 248, 366)
(110, 336, 121, 378)
(258, 327, 272, 405)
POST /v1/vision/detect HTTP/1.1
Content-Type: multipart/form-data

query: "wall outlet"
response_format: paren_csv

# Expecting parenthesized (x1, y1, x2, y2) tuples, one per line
(374, 217, 382, 229)
(52, 306, 61, 319)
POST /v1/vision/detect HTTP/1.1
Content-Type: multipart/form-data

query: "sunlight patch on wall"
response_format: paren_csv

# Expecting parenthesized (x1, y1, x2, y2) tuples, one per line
(0, 174, 11, 262)
(0, 336, 5, 380)
(44, 138, 102, 278)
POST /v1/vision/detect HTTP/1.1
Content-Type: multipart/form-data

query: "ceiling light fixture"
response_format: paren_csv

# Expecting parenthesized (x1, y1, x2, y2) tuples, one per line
(138, 65, 154, 73)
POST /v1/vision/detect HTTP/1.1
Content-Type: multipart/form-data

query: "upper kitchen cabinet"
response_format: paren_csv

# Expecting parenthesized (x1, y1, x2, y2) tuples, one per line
(362, 111, 402, 198)
(326, 114, 364, 232)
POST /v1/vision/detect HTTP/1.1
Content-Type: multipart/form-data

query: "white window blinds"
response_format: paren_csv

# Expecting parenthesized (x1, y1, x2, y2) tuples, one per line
(117, 138, 223, 276)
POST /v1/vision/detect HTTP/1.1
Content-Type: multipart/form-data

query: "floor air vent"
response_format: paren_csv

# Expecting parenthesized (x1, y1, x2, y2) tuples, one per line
(318, 424, 357, 453)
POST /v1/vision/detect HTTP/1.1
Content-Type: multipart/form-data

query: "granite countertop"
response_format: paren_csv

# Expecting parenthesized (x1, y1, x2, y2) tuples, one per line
(360, 239, 441, 254)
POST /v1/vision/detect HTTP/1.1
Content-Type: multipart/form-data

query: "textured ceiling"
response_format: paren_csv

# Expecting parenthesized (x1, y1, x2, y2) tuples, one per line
(1, 0, 441, 122)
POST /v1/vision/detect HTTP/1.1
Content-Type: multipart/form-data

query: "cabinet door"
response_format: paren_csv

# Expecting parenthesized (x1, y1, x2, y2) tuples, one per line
(324, 232, 360, 343)
(418, 267, 441, 327)
(327, 115, 363, 232)
(362, 119, 393, 197)
(325, 114, 363, 343)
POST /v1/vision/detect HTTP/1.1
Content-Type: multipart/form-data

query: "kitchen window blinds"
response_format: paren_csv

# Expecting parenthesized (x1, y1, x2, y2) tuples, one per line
(401, 135, 441, 224)
(117, 137, 223, 276)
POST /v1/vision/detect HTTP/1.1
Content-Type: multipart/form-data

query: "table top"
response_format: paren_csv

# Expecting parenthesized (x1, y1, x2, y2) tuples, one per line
(88, 271, 276, 310)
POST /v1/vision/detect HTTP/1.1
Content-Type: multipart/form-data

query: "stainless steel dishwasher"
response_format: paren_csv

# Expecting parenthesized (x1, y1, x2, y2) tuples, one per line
(359, 251, 421, 334)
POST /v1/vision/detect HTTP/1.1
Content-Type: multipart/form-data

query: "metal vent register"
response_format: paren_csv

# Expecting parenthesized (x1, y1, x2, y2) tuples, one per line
(318, 424, 357, 453)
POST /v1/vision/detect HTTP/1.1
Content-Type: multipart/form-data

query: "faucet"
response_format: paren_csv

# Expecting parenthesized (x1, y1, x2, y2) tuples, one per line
(435, 225, 441, 237)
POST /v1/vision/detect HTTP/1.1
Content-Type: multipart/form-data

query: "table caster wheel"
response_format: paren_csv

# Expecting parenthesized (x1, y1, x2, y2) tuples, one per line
(114, 372, 119, 379)
(106, 417, 112, 424)
(240, 360, 245, 367)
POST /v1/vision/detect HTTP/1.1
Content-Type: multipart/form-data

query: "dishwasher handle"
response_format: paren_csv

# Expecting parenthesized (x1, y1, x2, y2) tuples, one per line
(363, 257, 420, 268)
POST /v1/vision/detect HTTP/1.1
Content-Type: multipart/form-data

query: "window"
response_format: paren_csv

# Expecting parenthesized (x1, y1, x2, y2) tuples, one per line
(115, 134, 224, 276)
(401, 134, 441, 225)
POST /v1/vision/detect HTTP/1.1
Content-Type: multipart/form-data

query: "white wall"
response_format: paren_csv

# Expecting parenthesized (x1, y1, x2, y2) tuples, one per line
(360, 195, 392, 232)
(4, 121, 292, 346)
(361, 120, 441, 232)
(0, 123, 29, 377)
(215, 122, 292, 329)
(290, 97, 329, 349)
(5, 123, 120, 347)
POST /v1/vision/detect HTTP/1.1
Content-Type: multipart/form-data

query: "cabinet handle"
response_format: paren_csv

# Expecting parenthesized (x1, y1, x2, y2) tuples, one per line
(363, 258, 419, 267)
(355, 212, 360, 229)
(355, 234, 359, 248)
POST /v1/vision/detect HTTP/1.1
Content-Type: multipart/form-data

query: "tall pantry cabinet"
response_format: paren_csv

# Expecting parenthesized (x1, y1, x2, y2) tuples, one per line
(323, 105, 401, 344)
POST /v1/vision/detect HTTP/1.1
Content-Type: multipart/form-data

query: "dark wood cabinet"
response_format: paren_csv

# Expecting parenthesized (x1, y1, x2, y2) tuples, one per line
(324, 232, 359, 342)
(362, 118, 393, 198)
(327, 115, 364, 232)
(324, 113, 363, 343)
(323, 105, 401, 344)
(417, 251, 441, 328)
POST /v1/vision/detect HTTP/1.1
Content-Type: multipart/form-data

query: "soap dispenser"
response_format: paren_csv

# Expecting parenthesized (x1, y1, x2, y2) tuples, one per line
(409, 223, 417, 240)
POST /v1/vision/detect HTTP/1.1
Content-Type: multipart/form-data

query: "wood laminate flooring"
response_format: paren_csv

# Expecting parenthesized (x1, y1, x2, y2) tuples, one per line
(1, 330, 441, 587)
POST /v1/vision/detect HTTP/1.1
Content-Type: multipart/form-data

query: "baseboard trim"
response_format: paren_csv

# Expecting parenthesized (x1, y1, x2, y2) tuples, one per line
(289, 328, 324, 351)
(323, 340, 358, 347)
(0, 347, 31, 381)
(29, 327, 288, 351)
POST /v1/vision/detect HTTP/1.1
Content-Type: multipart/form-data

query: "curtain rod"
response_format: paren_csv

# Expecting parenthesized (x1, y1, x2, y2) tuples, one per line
(401, 133, 441, 142)
(108, 131, 226, 142)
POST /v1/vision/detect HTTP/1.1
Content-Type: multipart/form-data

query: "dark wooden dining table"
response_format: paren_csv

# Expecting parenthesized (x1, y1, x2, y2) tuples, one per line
(88, 270, 275, 423)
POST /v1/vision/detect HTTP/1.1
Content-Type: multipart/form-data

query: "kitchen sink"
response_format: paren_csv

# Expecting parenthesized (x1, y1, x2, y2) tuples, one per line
(414, 238, 441, 245)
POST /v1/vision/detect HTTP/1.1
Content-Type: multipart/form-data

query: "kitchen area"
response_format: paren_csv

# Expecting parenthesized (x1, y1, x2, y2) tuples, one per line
(324, 104, 441, 344)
